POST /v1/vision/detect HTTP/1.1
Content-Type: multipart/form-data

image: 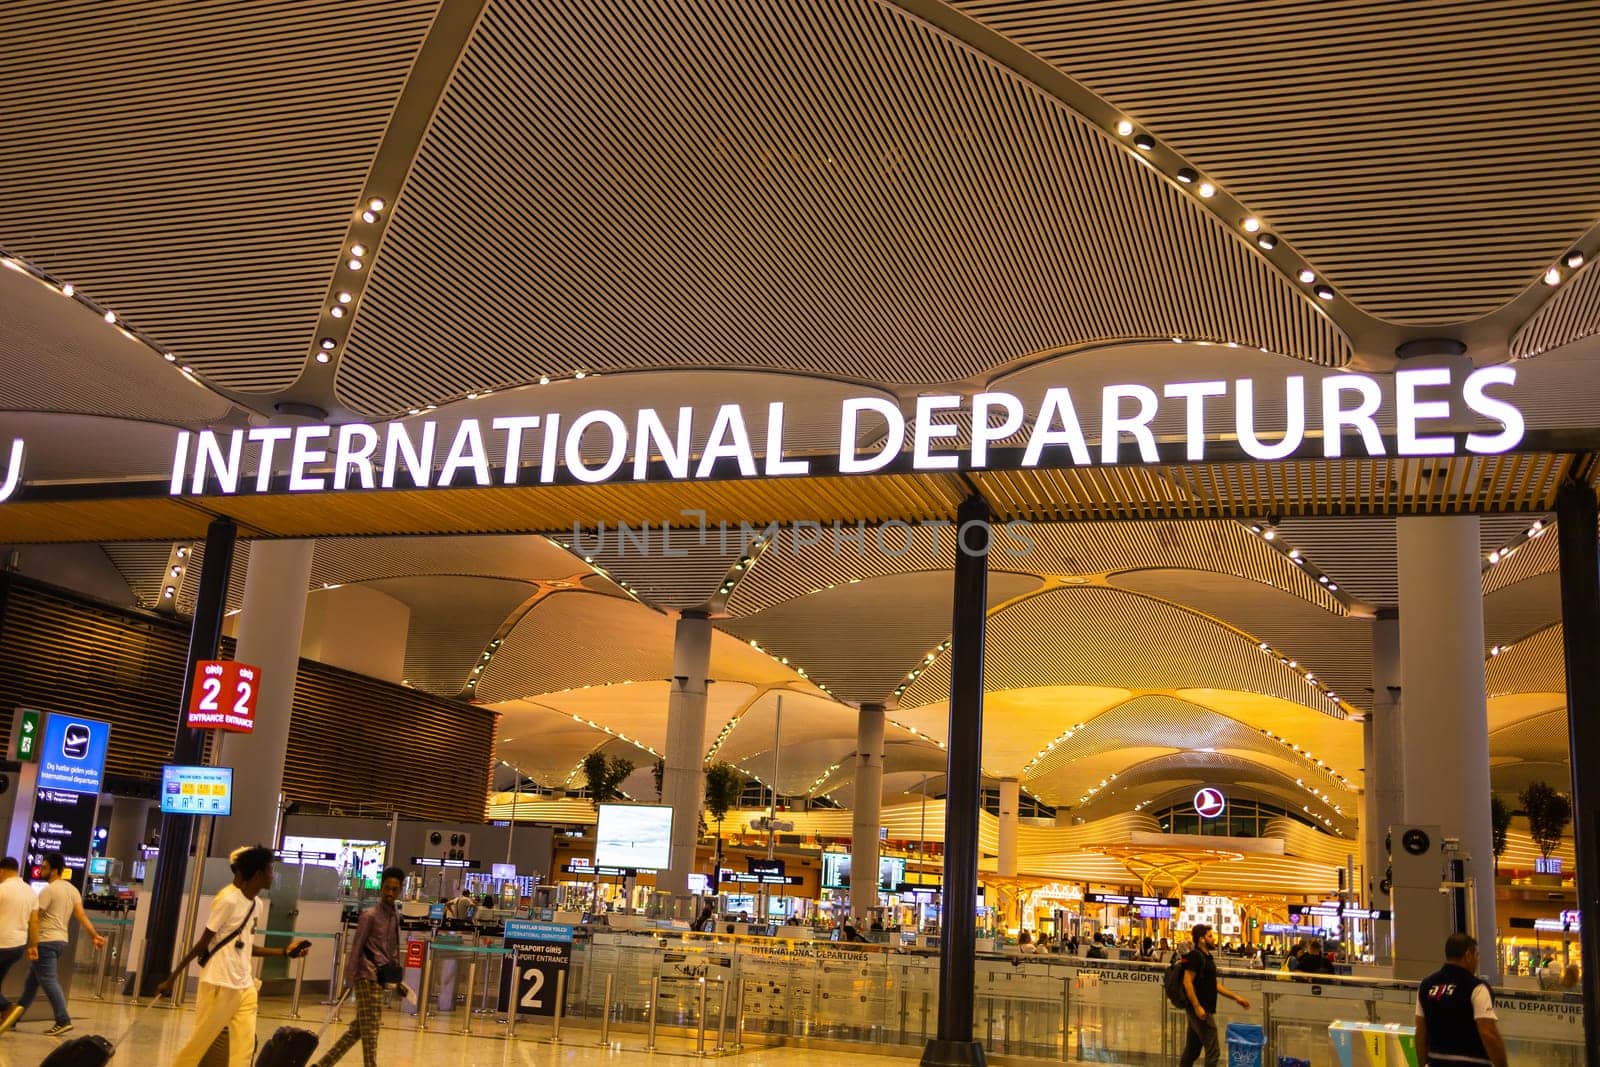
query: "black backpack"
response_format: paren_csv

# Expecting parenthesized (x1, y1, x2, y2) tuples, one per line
(1163, 955, 1189, 1008)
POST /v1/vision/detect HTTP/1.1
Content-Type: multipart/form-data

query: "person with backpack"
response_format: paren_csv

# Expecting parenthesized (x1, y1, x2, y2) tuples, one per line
(1166, 923, 1250, 1067)
(314, 866, 405, 1067)
(162, 845, 310, 1067)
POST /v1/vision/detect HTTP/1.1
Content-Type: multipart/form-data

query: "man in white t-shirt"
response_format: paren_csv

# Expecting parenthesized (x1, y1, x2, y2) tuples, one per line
(5, 851, 104, 1036)
(0, 857, 39, 1033)
(161, 845, 309, 1067)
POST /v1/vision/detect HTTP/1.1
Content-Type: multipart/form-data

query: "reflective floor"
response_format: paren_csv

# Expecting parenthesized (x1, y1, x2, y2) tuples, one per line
(0, 995, 923, 1067)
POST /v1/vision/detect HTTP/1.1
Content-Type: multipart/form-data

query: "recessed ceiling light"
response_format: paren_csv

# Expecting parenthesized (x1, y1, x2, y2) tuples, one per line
(1133, 133, 1155, 151)
(320, 338, 336, 350)
(1197, 182, 1216, 198)
(1298, 269, 1316, 284)
(1242, 217, 1261, 233)
(1257, 233, 1278, 250)
(539, 375, 551, 385)
(1544, 267, 1562, 286)
(1565, 250, 1584, 269)
(103, 310, 116, 324)
(337, 291, 353, 304)
(574, 370, 587, 379)
(1115, 119, 1134, 136)
(347, 259, 363, 271)
(361, 211, 377, 224)
(350, 243, 367, 258)
(1176, 167, 1197, 184)
(330, 306, 346, 318)
(315, 352, 330, 364)
(164, 352, 177, 362)
(1314, 284, 1335, 300)
(369, 198, 386, 212)
(61, 283, 75, 296)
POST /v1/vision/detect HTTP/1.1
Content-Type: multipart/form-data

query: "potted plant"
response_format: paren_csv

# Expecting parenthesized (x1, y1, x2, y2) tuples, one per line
(1490, 794, 1511, 877)
(704, 762, 745, 892)
(581, 752, 635, 807)
(1519, 780, 1571, 883)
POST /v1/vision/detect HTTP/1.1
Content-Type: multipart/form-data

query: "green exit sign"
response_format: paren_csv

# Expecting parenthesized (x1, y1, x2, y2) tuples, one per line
(13, 709, 40, 763)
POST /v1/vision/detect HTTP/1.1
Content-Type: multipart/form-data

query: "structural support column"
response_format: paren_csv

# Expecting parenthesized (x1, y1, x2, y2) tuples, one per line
(105, 798, 154, 876)
(1395, 517, 1496, 975)
(1554, 478, 1600, 1065)
(1364, 612, 1402, 962)
(923, 495, 989, 1067)
(213, 539, 315, 852)
(138, 518, 234, 997)
(662, 611, 712, 896)
(850, 704, 886, 921)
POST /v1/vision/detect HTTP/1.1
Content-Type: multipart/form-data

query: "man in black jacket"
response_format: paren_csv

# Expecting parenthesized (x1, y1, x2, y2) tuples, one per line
(1415, 933, 1508, 1067)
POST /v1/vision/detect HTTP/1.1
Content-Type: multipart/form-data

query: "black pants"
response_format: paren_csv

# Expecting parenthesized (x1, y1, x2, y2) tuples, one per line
(0, 945, 25, 1011)
(1180, 1009, 1221, 1067)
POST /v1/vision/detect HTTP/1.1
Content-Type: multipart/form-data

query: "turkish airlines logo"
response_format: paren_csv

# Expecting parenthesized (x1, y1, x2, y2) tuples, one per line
(0, 438, 21, 503)
(1194, 788, 1227, 819)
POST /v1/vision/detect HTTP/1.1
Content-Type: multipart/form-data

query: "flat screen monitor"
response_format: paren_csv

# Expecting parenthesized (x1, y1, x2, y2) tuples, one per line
(821, 852, 904, 891)
(281, 835, 389, 890)
(594, 804, 672, 871)
(688, 873, 710, 895)
(491, 863, 517, 880)
(88, 858, 110, 877)
(160, 765, 233, 816)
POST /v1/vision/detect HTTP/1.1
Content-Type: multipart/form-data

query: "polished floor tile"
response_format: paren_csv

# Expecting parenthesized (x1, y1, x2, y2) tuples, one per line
(0, 995, 926, 1066)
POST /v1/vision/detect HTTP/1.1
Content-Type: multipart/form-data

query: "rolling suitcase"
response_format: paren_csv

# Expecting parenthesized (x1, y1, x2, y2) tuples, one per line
(38, 999, 163, 1067)
(255, 985, 353, 1067)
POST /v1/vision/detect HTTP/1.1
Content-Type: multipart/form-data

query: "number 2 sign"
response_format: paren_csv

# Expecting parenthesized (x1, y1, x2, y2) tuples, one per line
(187, 660, 261, 733)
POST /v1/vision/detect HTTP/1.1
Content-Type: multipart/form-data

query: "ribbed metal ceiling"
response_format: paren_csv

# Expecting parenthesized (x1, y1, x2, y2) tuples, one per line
(953, 1, 1600, 324)
(1513, 262, 1600, 359)
(0, 0, 440, 391)
(1486, 622, 1565, 698)
(337, 0, 1346, 416)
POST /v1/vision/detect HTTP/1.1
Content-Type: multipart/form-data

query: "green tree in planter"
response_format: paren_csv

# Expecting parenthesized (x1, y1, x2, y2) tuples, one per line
(581, 752, 636, 807)
(1519, 780, 1572, 862)
(704, 762, 745, 891)
(1490, 794, 1512, 875)
(652, 758, 666, 801)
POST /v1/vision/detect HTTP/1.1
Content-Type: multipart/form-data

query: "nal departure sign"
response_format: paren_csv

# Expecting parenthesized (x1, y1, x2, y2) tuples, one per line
(187, 660, 261, 733)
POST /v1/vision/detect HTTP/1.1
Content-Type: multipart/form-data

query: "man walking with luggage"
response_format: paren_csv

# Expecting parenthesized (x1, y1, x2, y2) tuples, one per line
(314, 866, 405, 1066)
(1415, 933, 1509, 1067)
(1180, 922, 1251, 1067)
(161, 845, 309, 1067)
(4, 852, 105, 1036)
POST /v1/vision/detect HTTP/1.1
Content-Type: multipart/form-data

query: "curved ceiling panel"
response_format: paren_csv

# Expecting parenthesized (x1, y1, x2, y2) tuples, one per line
(1483, 570, 1561, 653)
(310, 534, 588, 588)
(718, 569, 1041, 704)
(1490, 760, 1574, 798)
(1113, 570, 1371, 709)
(365, 575, 534, 696)
(894, 685, 1132, 774)
(0, 1, 439, 390)
(337, 0, 1346, 416)
(0, 269, 231, 426)
(901, 585, 1341, 714)
(1486, 623, 1565, 697)
(956, 2, 1600, 324)
(1490, 708, 1570, 767)
(1073, 751, 1352, 835)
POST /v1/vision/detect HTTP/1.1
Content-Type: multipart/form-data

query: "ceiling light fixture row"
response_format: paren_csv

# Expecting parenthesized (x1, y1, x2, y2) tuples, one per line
(0, 246, 216, 391)
(1109, 121, 1336, 305)
(1542, 247, 1588, 288)
(542, 535, 643, 604)
(1260, 728, 1351, 790)
(1244, 518, 1343, 597)
(893, 639, 952, 700)
(1022, 722, 1090, 775)
(462, 637, 506, 696)
(406, 370, 601, 418)
(1484, 515, 1550, 568)
(742, 636, 829, 696)
(313, 196, 389, 368)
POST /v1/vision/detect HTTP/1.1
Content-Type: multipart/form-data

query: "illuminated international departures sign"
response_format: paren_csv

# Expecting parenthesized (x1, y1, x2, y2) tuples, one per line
(135, 367, 1527, 499)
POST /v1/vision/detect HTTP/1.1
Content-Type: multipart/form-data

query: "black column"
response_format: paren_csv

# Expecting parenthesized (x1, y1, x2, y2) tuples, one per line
(137, 518, 235, 996)
(923, 495, 989, 1067)
(1554, 479, 1600, 1067)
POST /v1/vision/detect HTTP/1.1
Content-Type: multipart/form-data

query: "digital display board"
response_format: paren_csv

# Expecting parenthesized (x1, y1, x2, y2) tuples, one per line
(160, 765, 234, 815)
(821, 852, 905, 890)
(281, 835, 388, 889)
(38, 714, 111, 795)
(594, 804, 672, 871)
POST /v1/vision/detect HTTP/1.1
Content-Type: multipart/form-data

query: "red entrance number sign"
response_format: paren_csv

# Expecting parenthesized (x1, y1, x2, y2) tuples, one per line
(1193, 787, 1226, 819)
(187, 660, 261, 733)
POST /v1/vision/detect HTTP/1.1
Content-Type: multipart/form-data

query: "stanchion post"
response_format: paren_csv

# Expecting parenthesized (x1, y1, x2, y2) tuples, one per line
(1060, 975, 1071, 1062)
(716, 977, 729, 1051)
(417, 949, 433, 1031)
(94, 928, 112, 999)
(550, 968, 566, 1044)
(327, 930, 344, 1005)
(646, 976, 660, 1050)
(600, 972, 614, 1046)
(460, 957, 478, 1035)
(696, 977, 708, 1056)
(291, 951, 306, 1019)
(505, 948, 517, 1041)
(733, 976, 745, 1050)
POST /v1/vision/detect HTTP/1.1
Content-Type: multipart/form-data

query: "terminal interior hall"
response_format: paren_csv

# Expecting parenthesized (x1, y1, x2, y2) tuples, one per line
(0, 2, 1598, 1066)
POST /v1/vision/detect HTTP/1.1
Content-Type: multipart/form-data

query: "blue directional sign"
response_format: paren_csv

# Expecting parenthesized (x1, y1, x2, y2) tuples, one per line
(37, 714, 111, 794)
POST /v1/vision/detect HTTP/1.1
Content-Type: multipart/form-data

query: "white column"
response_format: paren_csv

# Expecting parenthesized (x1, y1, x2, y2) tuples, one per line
(105, 798, 155, 873)
(213, 540, 315, 852)
(997, 778, 1020, 879)
(662, 612, 712, 896)
(1364, 613, 1403, 962)
(850, 704, 886, 921)
(1397, 516, 1497, 970)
